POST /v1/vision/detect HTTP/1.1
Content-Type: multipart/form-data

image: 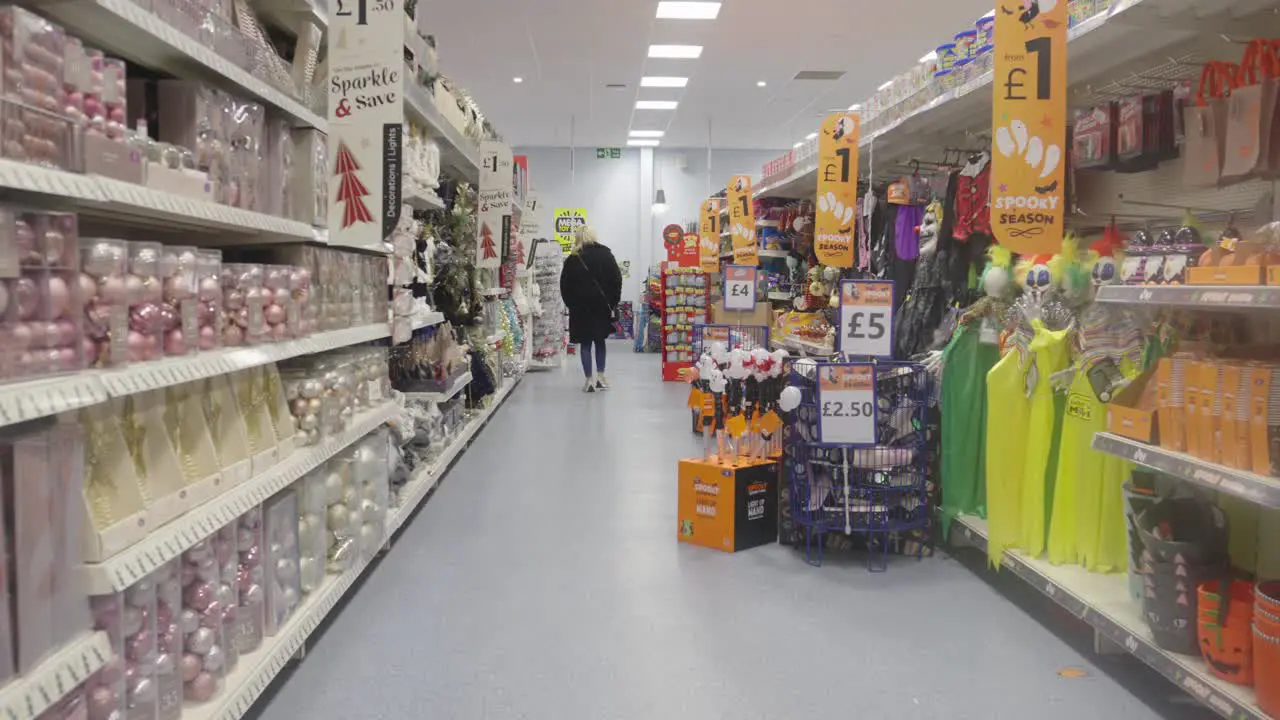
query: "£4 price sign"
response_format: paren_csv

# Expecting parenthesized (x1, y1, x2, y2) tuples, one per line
(724, 265, 757, 311)
(838, 279, 894, 357)
(817, 363, 877, 445)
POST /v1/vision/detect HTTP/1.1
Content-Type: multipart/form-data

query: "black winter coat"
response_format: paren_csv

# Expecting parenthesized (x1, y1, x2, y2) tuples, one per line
(559, 243, 623, 343)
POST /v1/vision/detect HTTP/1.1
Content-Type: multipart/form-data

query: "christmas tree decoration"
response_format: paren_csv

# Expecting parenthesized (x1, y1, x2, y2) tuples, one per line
(334, 142, 374, 230)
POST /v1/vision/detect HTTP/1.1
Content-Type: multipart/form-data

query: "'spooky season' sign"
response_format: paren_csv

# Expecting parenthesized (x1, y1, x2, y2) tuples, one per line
(991, 0, 1067, 255)
(327, 0, 404, 247)
(815, 112, 860, 268)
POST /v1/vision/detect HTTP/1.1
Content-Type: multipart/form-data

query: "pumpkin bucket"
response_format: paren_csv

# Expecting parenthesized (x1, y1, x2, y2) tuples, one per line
(1196, 580, 1254, 685)
(1256, 580, 1280, 616)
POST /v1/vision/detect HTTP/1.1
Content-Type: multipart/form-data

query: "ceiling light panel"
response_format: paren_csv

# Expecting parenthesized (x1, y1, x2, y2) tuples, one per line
(655, 1, 721, 19)
(628, 139, 660, 147)
(648, 44, 702, 59)
(641, 76, 689, 88)
(636, 100, 678, 110)
(629, 130, 665, 138)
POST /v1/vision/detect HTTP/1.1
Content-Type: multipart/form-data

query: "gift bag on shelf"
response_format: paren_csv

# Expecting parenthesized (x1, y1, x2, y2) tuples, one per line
(1223, 39, 1278, 182)
(1182, 61, 1235, 187)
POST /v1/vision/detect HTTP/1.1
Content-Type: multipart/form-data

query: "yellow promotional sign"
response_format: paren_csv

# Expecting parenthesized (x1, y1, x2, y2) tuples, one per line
(815, 112, 860, 268)
(726, 175, 757, 266)
(699, 198, 721, 273)
(553, 208, 588, 253)
(990, 0, 1067, 255)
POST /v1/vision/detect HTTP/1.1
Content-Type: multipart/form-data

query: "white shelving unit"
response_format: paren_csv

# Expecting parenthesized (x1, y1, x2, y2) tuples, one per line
(0, 323, 393, 431)
(403, 371, 472, 403)
(412, 310, 446, 330)
(40, 0, 325, 129)
(404, 188, 446, 212)
(183, 379, 521, 720)
(0, 632, 113, 720)
(387, 378, 520, 536)
(954, 515, 1267, 720)
(404, 83, 481, 182)
(1095, 284, 1280, 309)
(0, 160, 316, 241)
(82, 401, 400, 595)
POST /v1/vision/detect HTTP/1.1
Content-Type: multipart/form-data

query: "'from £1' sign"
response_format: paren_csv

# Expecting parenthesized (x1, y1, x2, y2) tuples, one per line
(327, 0, 404, 248)
(727, 175, 758, 266)
(815, 112, 860, 268)
(699, 198, 720, 274)
(990, 0, 1067, 255)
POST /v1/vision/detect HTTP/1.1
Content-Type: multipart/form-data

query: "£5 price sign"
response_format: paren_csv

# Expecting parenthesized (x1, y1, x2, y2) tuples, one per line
(817, 363, 877, 445)
(724, 265, 757, 311)
(838, 280, 894, 357)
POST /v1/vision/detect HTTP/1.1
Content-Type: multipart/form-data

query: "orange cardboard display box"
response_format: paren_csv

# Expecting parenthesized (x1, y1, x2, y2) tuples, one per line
(677, 457, 777, 553)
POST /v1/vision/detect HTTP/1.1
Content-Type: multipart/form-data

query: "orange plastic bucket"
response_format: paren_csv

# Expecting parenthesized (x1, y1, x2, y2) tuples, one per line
(1254, 624, 1280, 716)
(1257, 580, 1280, 616)
(1197, 580, 1254, 685)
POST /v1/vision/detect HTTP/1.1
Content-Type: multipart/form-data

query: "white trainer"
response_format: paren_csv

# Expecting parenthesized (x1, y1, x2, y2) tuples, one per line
(582, 377, 596, 393)
(594, 373, 609, 390)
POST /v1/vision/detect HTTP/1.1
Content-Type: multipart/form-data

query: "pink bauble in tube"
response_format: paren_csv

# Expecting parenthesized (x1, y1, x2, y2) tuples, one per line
(183, 581, 214, 612)
(99, 655, 125, 684)
(124, 274, 144, 304)
(198, 300, 217, 325)
(87, 685, 117, 720)
(198, 276, 219, 302)
(199, 601, 221, 627)
(184, 671, 217, 702)
(164, 329, 185, 355)
(56, 319, 76, 346)
(130, 303, 160, 334)
(46, 275, 71, 318)
(198, 325, 216, 350)
(264, 303, 285, 325)
(222, 324, 243, 347)
(58, 346, 77, 369)
(271, 323, 288, 341)
(163, 275, 190, 302)
(125, 629, 153, 661)
(10, 322, 31, 351)
(223, 288, 244, 310)
(179, 653, 201, 682)
(78, 272, 97, 302)
(82, 338, 98, 366)
(99, 275, 126, 304)
(156, 302, 178, 331)
(24, 322, 45, 350)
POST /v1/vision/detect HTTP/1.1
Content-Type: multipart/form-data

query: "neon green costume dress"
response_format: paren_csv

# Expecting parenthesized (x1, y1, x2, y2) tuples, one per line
(941, 322, 1000, 537)
(1018, 319, 1071, 560)
(985, 345, 1032, 567)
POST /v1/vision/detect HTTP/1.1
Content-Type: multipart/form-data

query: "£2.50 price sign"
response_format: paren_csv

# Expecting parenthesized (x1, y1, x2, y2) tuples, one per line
(724, 265, 757, 311)
(817, 363, 877, 445)
(838, 280, 894, 357)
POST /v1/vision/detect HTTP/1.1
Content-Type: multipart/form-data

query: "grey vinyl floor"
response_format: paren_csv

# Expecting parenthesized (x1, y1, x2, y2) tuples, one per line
(252, 343, 1210, 720)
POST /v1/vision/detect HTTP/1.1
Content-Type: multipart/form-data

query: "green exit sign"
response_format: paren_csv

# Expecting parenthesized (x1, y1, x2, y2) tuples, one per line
(596, 147, 622, 159)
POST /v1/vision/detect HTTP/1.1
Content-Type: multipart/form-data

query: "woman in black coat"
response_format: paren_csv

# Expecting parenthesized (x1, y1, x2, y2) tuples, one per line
(559, 225, 622, 392)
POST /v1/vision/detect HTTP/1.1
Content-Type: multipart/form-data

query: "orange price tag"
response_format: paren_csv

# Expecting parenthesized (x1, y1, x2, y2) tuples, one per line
(725, 413, 748, 437)
(687, 387, 704, 410)
(701, 394, 716, 420)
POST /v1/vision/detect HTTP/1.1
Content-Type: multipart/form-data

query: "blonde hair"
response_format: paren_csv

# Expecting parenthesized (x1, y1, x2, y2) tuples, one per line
(573, 225, 598, 251)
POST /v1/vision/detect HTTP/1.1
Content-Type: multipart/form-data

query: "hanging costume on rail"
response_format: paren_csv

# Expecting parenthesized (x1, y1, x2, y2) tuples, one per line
(895, 199, 948, 358)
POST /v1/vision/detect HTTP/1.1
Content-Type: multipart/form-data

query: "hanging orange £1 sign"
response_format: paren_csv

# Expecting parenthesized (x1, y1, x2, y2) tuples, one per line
(815, 112, 860, 268)
(699, 198, 721, 274)
(727, 175, 758, 266)
(991, 0, 1067, 255)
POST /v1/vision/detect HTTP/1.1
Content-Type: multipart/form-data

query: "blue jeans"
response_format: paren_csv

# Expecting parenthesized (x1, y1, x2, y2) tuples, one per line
(579, 340, 606, 377)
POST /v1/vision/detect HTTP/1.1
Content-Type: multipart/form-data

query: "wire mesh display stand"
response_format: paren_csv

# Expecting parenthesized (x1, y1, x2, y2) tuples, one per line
(688, 323, 770, 433)
(783, 360, 931, 571)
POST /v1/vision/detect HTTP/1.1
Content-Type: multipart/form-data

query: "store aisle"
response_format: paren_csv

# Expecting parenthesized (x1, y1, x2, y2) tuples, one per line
(252, 346, 1202, 720)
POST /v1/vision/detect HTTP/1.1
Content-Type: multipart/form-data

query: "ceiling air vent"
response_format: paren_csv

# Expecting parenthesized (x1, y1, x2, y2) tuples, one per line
(605, 83, 628, 89)
(793, 70, 845, 81)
